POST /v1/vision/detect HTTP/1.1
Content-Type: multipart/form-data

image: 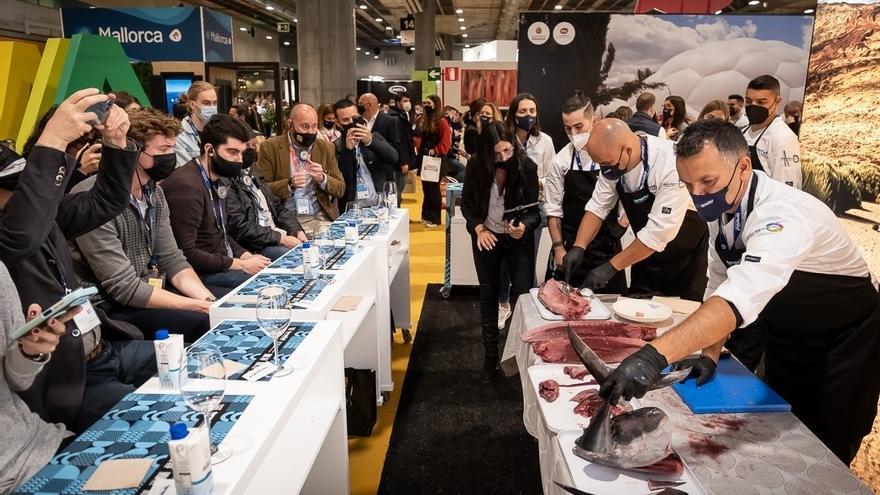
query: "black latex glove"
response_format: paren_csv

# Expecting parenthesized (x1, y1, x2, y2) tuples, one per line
(599, 344, 668, 404)
(583, 261, 619, 290)
(671, 355, 717, 386)
(563, 246, 585, 284)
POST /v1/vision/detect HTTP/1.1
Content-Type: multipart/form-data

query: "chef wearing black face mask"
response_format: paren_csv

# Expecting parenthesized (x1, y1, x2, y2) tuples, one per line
(599, 120, 880, 467)
(563, 118, 709, 301)
(742, 75, 802, 190)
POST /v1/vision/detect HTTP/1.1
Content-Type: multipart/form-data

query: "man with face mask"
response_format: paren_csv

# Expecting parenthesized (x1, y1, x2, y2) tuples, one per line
(359, 92, 406, 192)
(226, 140, 307, 261)
(387, 92, 415, 206)
(563, 118, 709, 300)
(598, 119, 880, 467)
(163, 114, 271, 289)
(257, 103, 345, 233)
(333, 99, 399, 207)
(174, 81, 218, 168)
(71, 109, 216, 342)
(742, 75, 802, 189)
(544, 96, 626, 290)
(727, 94, 748, 129)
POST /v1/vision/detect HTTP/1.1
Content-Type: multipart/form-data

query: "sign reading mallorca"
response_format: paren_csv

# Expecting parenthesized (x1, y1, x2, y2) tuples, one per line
(60, 7, 232, 62)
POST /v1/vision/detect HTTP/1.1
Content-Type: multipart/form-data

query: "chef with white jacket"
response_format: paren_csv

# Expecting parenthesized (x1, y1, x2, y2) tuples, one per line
(563, 119, 709, 301)
(742, 75, 802, 190)
(597, 120, 880, 467)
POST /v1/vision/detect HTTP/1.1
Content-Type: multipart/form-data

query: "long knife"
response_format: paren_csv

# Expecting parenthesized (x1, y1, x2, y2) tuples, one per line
(553, 481, 596, 495)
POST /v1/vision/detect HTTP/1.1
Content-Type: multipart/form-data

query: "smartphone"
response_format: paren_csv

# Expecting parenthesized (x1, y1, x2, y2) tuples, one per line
(8, 286, 98, 342)
(86, 99, 114, 128)
(352, 115, 366, 127)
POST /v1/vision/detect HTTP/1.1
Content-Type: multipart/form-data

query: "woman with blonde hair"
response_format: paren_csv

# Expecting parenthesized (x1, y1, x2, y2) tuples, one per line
(173, 81, 218, 167)
(698, 99, 730, 122)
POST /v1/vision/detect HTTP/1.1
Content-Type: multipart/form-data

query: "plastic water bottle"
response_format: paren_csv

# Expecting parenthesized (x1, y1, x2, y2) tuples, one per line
(345, 220, 359, 255)
(302, 242, 318, 280)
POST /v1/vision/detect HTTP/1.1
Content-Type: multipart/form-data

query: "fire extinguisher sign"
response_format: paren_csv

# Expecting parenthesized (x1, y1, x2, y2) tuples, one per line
(444, 67, 459, 81)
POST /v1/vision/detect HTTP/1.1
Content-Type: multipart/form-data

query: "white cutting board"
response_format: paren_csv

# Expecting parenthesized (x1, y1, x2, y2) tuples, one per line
(558, 430, 707, 495)
(528, 364, 635, 434)
(529, 289, 612, 321)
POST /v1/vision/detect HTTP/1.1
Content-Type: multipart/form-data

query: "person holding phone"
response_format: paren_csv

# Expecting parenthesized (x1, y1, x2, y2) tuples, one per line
(333, 99, 398, 208)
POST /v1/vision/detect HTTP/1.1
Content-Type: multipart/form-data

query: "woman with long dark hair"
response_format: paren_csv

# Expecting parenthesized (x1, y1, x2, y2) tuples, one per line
(662, 95, 689, 141)
(413, 95, 451, 227)
(461, 122, 539, 381)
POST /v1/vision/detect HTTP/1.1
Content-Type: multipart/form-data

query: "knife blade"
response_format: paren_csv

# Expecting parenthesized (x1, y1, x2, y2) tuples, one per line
(553, 481, 596, 495)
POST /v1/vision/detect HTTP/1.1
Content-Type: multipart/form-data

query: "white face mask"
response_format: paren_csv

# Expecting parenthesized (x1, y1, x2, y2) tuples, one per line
(569, 131, 590, 151)
(198, 104, 218, 122)
(401, 101, 412, 112)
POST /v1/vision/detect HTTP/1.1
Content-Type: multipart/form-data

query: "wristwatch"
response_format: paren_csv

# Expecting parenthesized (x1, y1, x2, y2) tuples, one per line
(18, 345, 48, 363)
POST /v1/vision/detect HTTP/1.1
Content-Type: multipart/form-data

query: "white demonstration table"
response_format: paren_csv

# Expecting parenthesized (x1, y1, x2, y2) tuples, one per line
(138, 320, 349, 495)
(210, 247, 387, 404)
(502, 295, 873, 495)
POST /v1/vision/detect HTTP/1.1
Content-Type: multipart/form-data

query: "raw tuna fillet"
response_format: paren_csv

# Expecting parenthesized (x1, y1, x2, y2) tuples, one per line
(532, 336, 648, 364)
(521, 320, 657, 343)
(564, 366, 588, 380)
(539, 380, 560, 402)
(570, 390, 628, 418)
(537, 279, 591, 319)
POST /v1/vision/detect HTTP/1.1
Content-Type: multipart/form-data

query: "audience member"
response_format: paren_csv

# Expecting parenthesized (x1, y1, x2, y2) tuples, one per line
(698, 99, 730, 121)
(413, 102, 425, 121)
(317, 103, 341, 143)
(334, 99, 399, 207)
(257, 103, 345, 232)
(0, 89, 157, 433)
(414, 95, 451, 228)
(614, 105, 633, 122)
(505, 93, 555, 198)
(463, 98, 486, 157)
(627, 92, 665, 138)
(387, 92, 416, 204)
(443, 106, 468, 183)
(71, 108, 214, 342)
(662, 95, 689, 141)
(174, 81, 218, 167)
(113, 91, 141, 111)
(784, 100, 802, 136)
(163, 114, 270, 288)
(728, 94, 748, 129)
(743, 75, 802, 189)
(21, 106, 101, 193)
(359, 93, 405, 189)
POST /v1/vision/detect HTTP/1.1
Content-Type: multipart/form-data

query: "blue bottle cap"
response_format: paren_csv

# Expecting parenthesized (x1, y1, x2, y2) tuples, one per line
(302, 241, 311, 249)
(169, 422, 188, 440)
(155, 329, 169, 340)
(348, 220, 357, 227)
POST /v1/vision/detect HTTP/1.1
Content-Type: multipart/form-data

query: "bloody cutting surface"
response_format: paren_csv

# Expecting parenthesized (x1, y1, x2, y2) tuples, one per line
(537, 379, 599, 403)
(570, 389, 629, 418)
(522, 321, 657, 364)
(536, 279, 591, 319)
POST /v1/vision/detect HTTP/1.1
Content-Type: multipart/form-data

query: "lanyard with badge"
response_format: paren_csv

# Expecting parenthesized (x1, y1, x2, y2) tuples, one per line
(130, 183, 164, 289)
(620, 137, 650, 194)
(717, 173, 758, 253)
(571, 149, 597, 172)
(49, 257, 100, 337)
(354, 146, 370, 201)
(289, 141, 315, 214)
(196, 158, 233, 257)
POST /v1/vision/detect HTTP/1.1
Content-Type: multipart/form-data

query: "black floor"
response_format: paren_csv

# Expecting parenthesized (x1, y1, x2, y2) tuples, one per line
(377, 284, 542, 495)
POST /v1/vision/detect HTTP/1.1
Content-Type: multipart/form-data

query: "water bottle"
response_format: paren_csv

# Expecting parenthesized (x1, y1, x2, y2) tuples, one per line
(168, 423, 214, 495)
(345, 220, 359, 255)
(154, 329, 183, 389)
(302, 242, 318, 280)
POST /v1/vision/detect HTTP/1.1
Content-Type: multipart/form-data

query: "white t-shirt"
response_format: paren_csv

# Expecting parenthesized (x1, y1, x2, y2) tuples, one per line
(520, 131, 556, 199)
(743, 116, 802, 190)
(707, 171, 872, 327)
(484, 181, 507, 235)
(585, 134, 693, 253)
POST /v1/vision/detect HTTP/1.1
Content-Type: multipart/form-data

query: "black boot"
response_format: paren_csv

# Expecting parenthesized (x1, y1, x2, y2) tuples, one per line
(481, 344, 500, 383)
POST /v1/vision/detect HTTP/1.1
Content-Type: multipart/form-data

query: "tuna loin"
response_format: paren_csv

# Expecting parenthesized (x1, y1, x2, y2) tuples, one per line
(532, 336, 649, 364)
(523, 321, 658, 364)
(537, 279, 591, 319)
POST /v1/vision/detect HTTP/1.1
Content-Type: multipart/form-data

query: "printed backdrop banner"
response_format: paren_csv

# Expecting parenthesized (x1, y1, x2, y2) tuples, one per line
(60, 7, 233, 62)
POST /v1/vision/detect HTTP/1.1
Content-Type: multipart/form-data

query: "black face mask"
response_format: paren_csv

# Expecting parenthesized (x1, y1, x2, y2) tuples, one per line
(209, 148, 243, 178)
(143, 152, 176, 182)
(323, 120, 334, 130)
(294, 130, 317, 148)
(423, 106, 434, 114)
(479, 116, 491, 128)
(242, 147, 257, 169)
(662, 108, 672, 121)
(745, 103, 773, 126)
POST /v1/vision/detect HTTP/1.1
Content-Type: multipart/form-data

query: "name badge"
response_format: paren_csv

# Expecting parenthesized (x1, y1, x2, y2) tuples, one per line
(73, 300, 101, 335)
(356, 182, 369, 200)
(296, 197, 312, 215)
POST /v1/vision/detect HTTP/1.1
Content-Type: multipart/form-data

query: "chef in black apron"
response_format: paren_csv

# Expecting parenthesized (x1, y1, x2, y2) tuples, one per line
(563, 119, 708, 301)
(597, 120, 880, 466)
(741, 74, 802, 189)
(544, 97, 625, 291)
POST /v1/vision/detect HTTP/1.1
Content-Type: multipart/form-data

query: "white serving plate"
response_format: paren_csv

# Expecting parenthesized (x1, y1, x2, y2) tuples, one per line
(558, 429, 707, 495)
(530, 288, 612, 321)
(612, 297, 673, 323)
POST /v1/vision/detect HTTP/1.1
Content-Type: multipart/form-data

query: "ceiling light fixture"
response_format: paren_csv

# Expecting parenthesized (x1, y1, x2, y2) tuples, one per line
(375, 17, 383, 22)
(385, 26, 392, 30)
(462, 33, 468, 38)
(265, 4, 274, 10)
(458, 17, 464, 22)
(455, 8, 463, 14)
(239, 26, 248, 31)
(747, 0, 759, 4)
(804, 8, 814, 13)
(464, 44, 470, 48)
(459, 25, 466, 30)
(356, 46, 361, 50)
(266, 35, 273, 39)
(283, 41, 291, 46)
(554, 4, 563, 9)
(359, 4, 368, 9)
(374, 55, 379, 59)
(714, 9, 722, 14)
(293, 18, 298, 22)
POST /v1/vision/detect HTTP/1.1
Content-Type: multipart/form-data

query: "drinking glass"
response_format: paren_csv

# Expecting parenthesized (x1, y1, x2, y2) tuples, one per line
(383, 181, 398, 210)
(256, 285, 294, 378)
(180, 344, 231, 464)
(345, 200, 362, 224)
(315, 229, 335, 274)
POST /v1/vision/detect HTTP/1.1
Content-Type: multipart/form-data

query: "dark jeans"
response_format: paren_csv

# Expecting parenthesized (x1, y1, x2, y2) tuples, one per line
(261, 245, 290, 261)
(101, 302, 210, 343)
(200, 270, 252, 289)
(447, 158, 466, 182)
(394, 170, 406, 207)
(471, 232, 535, 348)
(76, 340, 158, 432)
(421, 180, 442, 224)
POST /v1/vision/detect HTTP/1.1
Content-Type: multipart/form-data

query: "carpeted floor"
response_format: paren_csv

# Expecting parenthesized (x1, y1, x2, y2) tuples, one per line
(377, 284, 542, 495)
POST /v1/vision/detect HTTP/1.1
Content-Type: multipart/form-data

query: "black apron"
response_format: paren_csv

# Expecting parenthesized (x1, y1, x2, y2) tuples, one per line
(714, 173, 880, 465)
(547, 149, 625, 292)
(743, 125, 768, 173)
(615, 138, 708, 301)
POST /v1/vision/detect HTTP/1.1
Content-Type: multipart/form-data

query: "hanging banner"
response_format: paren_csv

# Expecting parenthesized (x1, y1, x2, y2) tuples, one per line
(202, 8, 234, 62)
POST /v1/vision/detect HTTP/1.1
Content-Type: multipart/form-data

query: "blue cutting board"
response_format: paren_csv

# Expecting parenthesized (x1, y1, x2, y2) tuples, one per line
(672, 356, 791, 413)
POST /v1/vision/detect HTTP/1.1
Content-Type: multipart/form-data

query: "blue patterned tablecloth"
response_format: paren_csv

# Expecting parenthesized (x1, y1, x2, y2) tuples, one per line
(14, 393, 253, 495)
(327, 221, 380, 241)
(268, 245, 354, 271)
(221, 272, 335, 308)
(195, 320, 314, 380)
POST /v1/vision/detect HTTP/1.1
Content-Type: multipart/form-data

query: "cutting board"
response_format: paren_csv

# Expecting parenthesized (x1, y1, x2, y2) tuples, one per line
(529, 289, 612, 321)
(672, 356, 790, 413)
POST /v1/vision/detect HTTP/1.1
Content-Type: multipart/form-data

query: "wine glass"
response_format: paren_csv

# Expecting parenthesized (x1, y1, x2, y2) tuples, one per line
(383, 181, 398, 210)
(315, 229, 335, 275)
(256, 285, 294, 378)
(180, 344, 231, 464)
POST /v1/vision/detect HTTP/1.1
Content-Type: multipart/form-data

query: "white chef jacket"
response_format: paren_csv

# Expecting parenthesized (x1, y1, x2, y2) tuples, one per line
(730, 112, 749, 130)
(585, 134, 693, 253)
(743, 116, 802, 190)
(520, 131, 556, 199)
(706, 171, 872, 327)
(545, 142, 599, 219)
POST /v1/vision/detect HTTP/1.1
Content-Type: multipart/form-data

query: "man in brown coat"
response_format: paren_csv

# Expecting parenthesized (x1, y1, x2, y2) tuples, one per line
(257, 103, 345, 233)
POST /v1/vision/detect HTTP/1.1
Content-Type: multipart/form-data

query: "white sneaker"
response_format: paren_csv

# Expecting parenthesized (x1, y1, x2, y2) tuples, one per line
(498, 302, 512, 328)
(425, 221, 438, 228)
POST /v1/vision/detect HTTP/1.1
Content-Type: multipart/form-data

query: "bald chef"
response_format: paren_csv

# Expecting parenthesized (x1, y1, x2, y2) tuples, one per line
(563, 119, 709, 301)
(598, 120, 880, 466)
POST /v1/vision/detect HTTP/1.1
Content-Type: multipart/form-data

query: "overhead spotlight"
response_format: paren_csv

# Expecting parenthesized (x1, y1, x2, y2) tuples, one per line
(554, 4, 563, 9)
(374, 55, 379, 59)
(266, 35, 273, 39)
(405, 46, 414, 54)
(356, 46, 361, 50)
(293, 18, 298, 23)
(359, 4, 368, 9)
(804, 8, 814, 13)
(462, 33, 468, 38)
(464, 44, 470, 48)
(396, 34, 401, 39)
(265, 4, 274, 10)
(747, 0, 759, 4)
(458, 17, 465, 22)
(714, 9, 722, 14)
(455, 8, 463, 14)
(375, 17, 383, 22)
(239, 26, 248, 31)
(283, 41, 291, 46)
(373, 47, 381, 55)
(385, 26, 392, 31)
(459, 25, 466, 30)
